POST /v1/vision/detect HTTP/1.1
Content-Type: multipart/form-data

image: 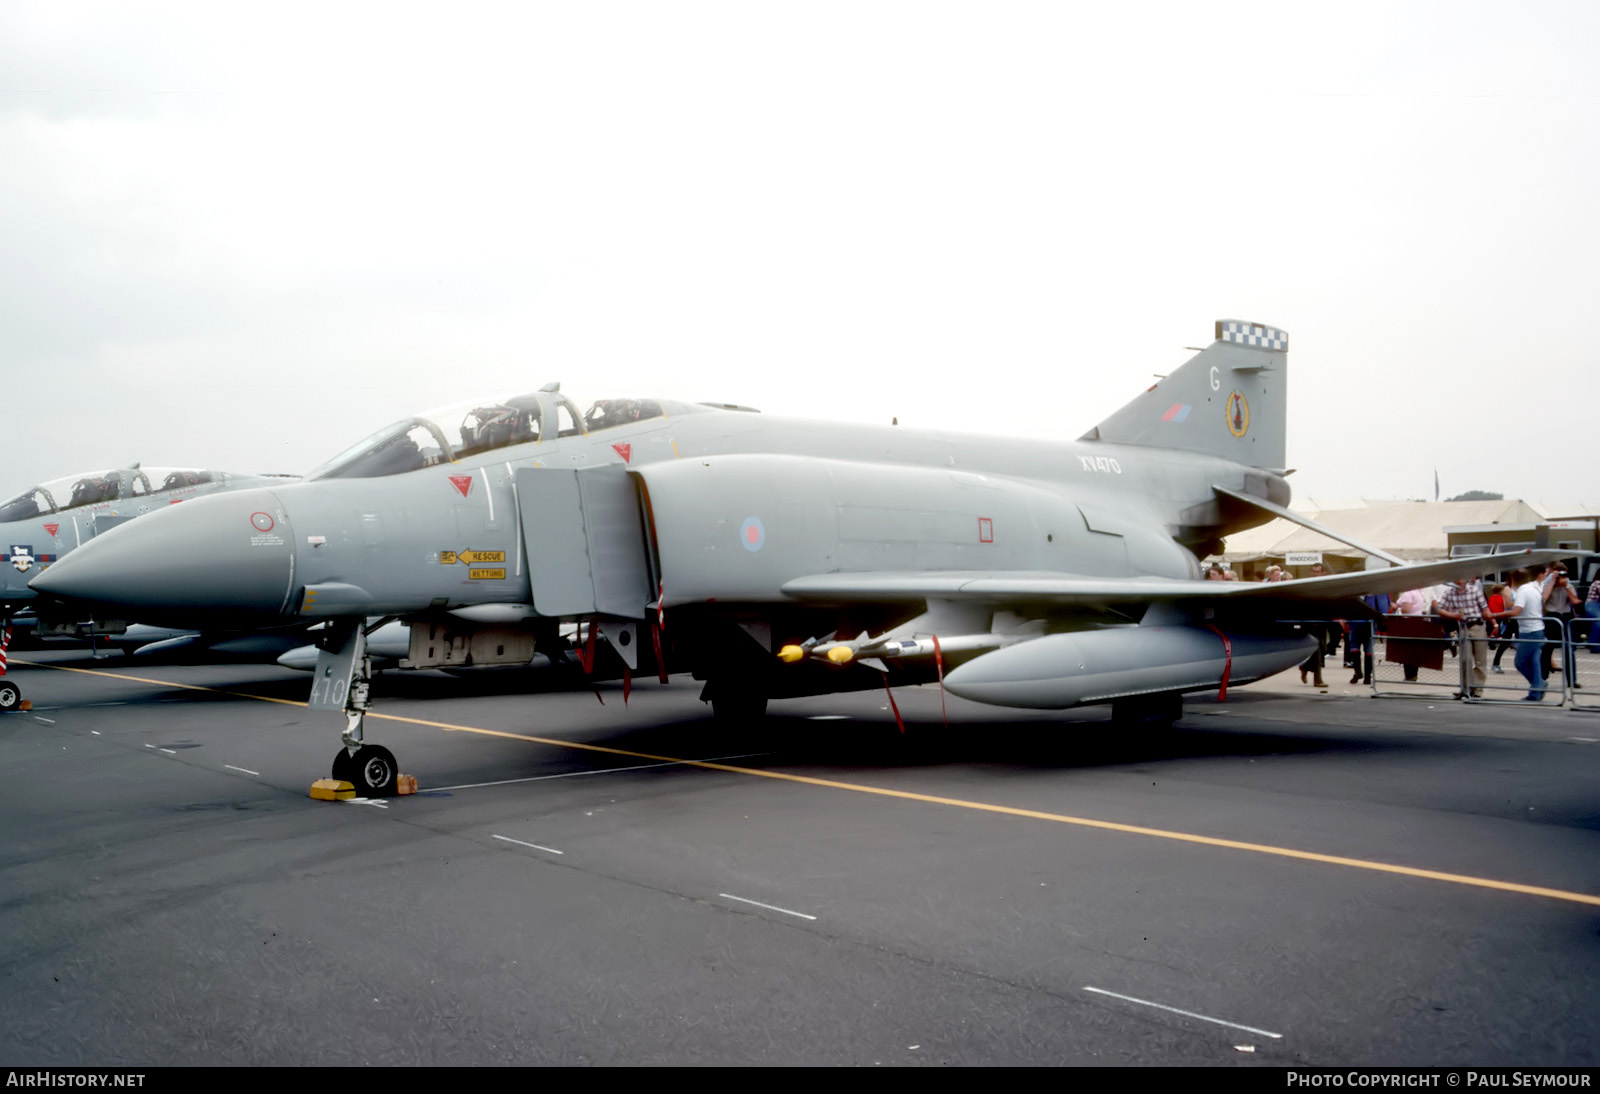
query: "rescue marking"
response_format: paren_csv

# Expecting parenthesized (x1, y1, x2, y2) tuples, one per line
(493, 834, 563, 855)
(21, 659, 1600, 908)
(719, 893, 817, 921)
(448, 474, 474, 498)
(1082, 986, 1282, 1040)
(225, 764, 260, 776)
(249, 512, 275, 533)
(44, 523, 59, 537)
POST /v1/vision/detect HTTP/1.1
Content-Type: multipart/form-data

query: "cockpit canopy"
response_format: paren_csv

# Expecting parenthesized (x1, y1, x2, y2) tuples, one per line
(306, 387, 675, 481)
(0, 467, 223, 523)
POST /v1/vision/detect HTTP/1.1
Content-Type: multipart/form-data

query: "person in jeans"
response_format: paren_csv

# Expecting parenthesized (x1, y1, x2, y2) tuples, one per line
(1505, 568, 1546, 701)
(1542, 564, 1580, 691)
(1586, 574, 1600, 655)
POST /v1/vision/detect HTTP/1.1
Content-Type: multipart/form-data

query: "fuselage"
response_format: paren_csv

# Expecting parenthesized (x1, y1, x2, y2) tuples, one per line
(31, 399, 1281, 631)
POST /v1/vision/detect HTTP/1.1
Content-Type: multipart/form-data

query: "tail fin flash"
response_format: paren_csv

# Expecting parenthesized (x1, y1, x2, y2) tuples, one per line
(1082, 319, 1287, 470)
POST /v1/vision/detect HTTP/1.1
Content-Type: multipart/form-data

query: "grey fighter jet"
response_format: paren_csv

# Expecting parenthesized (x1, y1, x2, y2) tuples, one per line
(32, 321, 1568, 793)
(0, 464, 298, 710)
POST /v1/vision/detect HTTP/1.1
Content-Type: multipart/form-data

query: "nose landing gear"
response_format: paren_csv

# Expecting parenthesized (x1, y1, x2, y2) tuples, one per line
(311, 617, 402, 798)
(332, 744, 399, 797)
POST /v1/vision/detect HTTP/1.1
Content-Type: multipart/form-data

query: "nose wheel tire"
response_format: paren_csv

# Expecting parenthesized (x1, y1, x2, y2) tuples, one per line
(0, 681, 19, 712)
(331, 744, 399, 797)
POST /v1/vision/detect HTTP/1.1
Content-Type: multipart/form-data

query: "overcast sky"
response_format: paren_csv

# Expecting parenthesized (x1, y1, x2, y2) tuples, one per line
(2, 1, 1595, 512)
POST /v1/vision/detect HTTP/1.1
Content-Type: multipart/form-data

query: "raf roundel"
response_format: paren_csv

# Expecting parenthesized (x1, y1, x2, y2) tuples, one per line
(250, 512, 276, 533)
(739, 516, 766, 553)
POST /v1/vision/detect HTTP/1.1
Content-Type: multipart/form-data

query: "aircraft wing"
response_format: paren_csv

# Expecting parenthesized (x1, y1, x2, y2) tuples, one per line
(779, 549, 1578, 608)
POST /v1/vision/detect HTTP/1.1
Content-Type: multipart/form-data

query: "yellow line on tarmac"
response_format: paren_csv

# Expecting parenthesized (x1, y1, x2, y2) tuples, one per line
(21, 658, 1600, 908)
(14, 659, 308, 706)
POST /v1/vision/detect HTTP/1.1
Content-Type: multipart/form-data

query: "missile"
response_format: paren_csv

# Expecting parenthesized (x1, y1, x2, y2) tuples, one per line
(941, 625, 1314, 710)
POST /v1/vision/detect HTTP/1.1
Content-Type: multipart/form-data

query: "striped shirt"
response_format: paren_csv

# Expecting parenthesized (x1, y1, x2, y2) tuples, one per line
(1436, 581, 1489, 623)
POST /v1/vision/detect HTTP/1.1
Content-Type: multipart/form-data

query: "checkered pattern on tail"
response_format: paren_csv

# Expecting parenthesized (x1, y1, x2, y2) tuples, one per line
(1215, 319, 1287, 350)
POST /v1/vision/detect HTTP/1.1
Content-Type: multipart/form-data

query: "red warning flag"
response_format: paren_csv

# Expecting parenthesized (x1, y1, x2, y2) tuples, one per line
(882, 676, 906, 734)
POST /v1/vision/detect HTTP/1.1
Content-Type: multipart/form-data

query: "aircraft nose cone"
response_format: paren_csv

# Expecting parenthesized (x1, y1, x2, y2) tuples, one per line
(29, 488, 296, 627)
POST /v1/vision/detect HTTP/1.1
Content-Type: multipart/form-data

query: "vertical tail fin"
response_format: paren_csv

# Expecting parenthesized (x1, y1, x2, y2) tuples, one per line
(1081, 319, 1287, 470)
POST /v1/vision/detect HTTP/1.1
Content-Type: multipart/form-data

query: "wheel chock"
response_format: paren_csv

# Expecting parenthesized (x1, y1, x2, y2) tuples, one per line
(19, 701, 30, 711)
(310, 779, 356, 801)
(396, 774, 418, 796)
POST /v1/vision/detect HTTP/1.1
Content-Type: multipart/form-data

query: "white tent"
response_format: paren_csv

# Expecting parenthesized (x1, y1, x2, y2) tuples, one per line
(1216, 499, 1548, 565)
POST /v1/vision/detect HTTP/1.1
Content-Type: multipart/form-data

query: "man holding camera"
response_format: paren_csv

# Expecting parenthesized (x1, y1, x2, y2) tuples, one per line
(1543, 564, 1581, 691)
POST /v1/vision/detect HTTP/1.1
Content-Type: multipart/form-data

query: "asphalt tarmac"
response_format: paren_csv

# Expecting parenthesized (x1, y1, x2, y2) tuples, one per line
(1, 651, 1597, 1066)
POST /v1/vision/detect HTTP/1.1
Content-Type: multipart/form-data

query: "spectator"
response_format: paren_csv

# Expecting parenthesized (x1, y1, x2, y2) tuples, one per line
(1436, 575, 1491, 698)
(1542, 564, 1580, 691)
(1586, 572, 1600, 655)
(1348, 593, 1386, 685)
(1391, 587, 1429, 682)
(1488, 583, 1515, 673)
(1504, 568, 1546, 701)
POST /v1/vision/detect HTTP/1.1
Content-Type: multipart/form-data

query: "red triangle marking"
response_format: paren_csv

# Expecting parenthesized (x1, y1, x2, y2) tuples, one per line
(612, 443, 632, 463)
(448, 474, 473, 498)
(43, 524, 59, 537)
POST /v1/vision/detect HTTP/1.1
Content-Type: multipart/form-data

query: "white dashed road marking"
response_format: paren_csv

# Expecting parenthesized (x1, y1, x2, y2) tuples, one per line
(719, 893, 818, 921)
(1083, 986, 1282, 1039)
(492, 834, 563, 855)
